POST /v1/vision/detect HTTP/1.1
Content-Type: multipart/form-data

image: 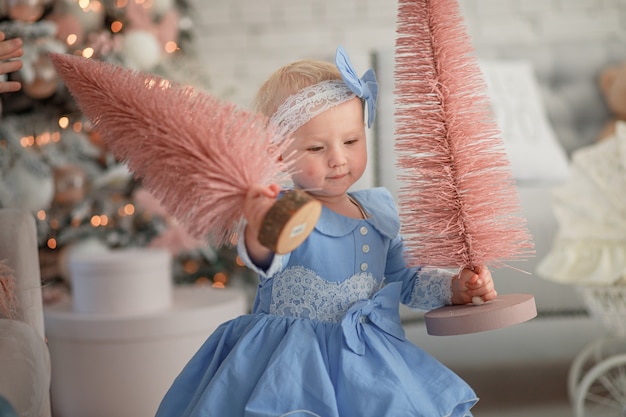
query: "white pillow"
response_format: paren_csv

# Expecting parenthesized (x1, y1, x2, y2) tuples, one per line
(479, 60, 570, 184)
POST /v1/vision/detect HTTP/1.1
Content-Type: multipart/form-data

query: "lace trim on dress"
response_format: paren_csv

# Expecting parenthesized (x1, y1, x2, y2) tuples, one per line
(270, 266, 381, 323)
(407, 268, 454, 310)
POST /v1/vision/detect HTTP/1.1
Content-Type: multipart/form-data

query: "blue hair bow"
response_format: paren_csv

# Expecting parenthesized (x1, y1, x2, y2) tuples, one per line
(335, 46, 378, 129)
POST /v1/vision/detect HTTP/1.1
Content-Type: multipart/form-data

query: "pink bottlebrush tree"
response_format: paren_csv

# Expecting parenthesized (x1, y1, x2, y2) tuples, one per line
(0, 261, 18, 319)
(394, 0, 534, 270)
(50, 53, 293, 247)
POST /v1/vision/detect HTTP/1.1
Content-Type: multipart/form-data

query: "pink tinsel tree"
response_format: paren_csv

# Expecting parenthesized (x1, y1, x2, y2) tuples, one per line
(50, 53, 293, 247)
(0, 261, 17, 319)
(394, 0, 534, 271)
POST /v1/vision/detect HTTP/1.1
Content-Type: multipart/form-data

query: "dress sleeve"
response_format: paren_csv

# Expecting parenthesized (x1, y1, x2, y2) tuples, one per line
(384, 234, 454, 310)
(409, 267, 455, 310)
(237, 230, 289, 279)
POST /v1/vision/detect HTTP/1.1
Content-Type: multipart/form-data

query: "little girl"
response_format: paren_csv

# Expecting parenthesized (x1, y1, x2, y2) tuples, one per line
(155, 46, 497, 417)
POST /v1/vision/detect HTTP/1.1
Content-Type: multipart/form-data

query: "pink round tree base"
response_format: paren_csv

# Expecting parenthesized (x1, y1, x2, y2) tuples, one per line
(424, 293, 537, 336)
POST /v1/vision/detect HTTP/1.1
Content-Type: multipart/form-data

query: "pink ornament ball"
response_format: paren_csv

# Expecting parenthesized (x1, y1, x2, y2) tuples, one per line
(46, 13, 86, 47)
(6, 0, 45, 22)
(22, 54, 59, 100)
(64, 0, 105, 33)
(53, 165, 88, 205)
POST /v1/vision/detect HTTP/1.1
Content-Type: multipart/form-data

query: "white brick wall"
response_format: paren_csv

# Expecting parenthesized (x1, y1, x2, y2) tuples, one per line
(187, 0, 626, 107)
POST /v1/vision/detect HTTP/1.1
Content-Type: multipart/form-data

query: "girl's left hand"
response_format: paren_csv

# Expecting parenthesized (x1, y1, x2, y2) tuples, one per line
(451, 265, 497, 305)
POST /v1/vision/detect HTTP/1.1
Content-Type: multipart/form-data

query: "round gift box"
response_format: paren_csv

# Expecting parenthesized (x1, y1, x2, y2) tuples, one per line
(44, 285, 248, 417)
(69, 248, 172, 315)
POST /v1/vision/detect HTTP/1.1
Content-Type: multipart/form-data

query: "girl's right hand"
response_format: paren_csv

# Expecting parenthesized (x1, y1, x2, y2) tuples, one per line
(243, 183, 281, 266)
(244, 183, 281, 234)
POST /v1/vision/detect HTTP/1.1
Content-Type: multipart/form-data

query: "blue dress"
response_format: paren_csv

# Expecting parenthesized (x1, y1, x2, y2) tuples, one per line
(155, 188, 478, 417)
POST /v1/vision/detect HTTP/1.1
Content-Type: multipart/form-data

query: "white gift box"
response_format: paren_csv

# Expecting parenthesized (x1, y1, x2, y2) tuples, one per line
(69, 248, 173, 315)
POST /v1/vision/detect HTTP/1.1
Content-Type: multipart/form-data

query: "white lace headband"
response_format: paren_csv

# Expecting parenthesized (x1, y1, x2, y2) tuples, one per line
(269, 46, 379, 140)
(270, 80, 356, 137)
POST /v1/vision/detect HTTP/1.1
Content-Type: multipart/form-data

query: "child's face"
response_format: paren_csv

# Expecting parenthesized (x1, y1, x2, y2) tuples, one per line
(286, 97, 367, 198)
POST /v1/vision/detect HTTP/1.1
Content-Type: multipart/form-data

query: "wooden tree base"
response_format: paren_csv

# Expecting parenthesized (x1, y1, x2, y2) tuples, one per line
(258, 190, 322, 254)
(424, 293, 537, 336)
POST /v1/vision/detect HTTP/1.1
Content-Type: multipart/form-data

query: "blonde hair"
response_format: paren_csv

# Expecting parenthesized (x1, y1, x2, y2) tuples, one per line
(253, 59, 343, 118)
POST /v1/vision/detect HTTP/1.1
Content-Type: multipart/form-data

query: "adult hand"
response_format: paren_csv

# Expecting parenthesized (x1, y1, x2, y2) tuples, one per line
(0, 32, 23, 93)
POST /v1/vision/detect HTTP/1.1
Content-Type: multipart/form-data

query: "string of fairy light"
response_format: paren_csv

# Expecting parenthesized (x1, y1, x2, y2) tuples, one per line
(1, 0, 250, 288)
(70, 0, 181, 59)
(27, 116, 129, 251)
(37, 0, 181, 251)
(25, 114, 245, 288)
(25, 111, 247, 287)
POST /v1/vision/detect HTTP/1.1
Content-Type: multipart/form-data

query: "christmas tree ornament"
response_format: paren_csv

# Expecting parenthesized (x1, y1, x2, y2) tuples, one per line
(6, 0, 45, 23)
(21, 53, 60, 100)
(4, 159, 54, 212)
(61, 0, 105, 33)
(151, 0, 175, 16)
(85, 128, 108, 165)
(45, 13, 86, 47)
(121, 30, 162, 71)
(394, 0, 536, 335)
(124, 0, 179, 51)
(50, 52, 321, 254)
(53, 165, 88, 206)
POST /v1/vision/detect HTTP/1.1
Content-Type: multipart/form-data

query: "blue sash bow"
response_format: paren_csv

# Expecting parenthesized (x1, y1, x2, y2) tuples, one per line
(341, 282, 406, 355)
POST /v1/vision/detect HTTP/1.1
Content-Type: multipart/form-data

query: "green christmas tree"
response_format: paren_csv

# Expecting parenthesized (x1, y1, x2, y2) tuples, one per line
(0, 0, 253, 300)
